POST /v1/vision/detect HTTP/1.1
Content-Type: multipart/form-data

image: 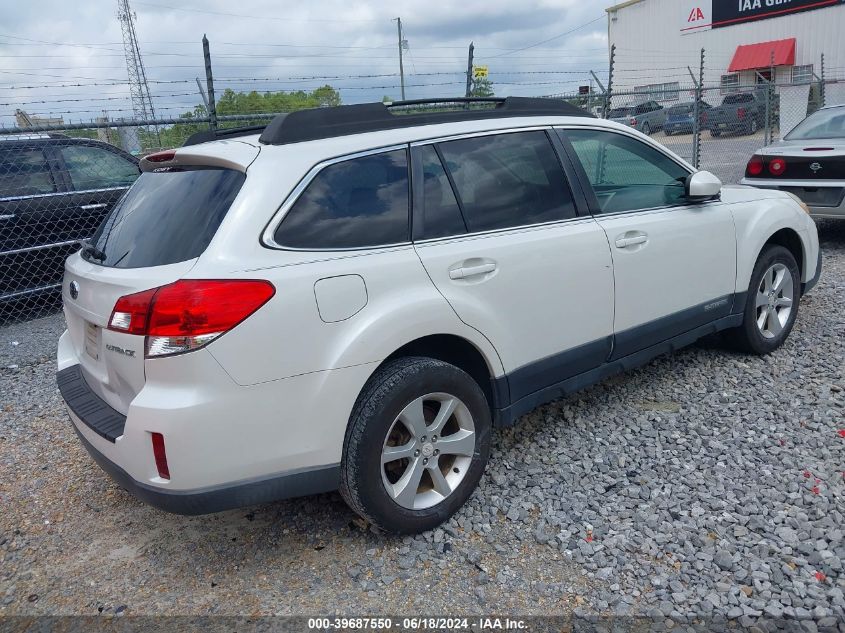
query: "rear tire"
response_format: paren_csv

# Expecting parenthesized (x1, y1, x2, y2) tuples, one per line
(642, 122, 651, 135)
(339, 357, 491, 534)
(711, 129, 721, 138)
(725, 245, 800, 355)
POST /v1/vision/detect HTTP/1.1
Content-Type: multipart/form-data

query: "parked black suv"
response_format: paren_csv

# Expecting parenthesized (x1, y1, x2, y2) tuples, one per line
(0, 135, 139, 322)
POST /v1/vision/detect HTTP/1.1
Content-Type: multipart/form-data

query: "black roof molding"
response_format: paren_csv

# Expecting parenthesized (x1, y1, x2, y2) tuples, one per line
(258, 97, 592, 146)
(183, 124, 269, 147)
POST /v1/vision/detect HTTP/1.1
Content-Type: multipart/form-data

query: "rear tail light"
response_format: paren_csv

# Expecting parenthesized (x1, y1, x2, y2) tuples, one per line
(151, 432, 170, 479)
(745, 155, 764, 177)
(768, 157, 787, 176)
(629, 117, 638, 126)
(737, 108, 746, 120)
(700, 112, 708, 124)
(108, 279, 275, 357)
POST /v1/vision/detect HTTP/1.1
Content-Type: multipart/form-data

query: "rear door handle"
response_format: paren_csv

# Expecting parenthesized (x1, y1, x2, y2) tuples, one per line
(449, 263, 497, 280)
(80, 203, 108, 211)
(615, 234, 648, 248)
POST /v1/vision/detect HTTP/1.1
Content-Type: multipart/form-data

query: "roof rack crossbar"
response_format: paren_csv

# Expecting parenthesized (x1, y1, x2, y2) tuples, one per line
(258, 97, 591, 146)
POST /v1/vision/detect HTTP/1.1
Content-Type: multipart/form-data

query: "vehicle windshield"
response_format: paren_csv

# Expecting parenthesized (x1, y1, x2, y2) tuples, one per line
(609, 107, 634, 118)
(785, 107, 845, 140)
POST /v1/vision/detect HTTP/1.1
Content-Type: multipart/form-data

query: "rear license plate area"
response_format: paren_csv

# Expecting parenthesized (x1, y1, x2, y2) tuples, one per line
(84, 321, 100, 360)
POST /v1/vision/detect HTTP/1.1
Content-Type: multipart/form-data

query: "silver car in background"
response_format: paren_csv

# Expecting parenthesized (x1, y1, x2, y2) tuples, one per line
(609, 101, 666, 136)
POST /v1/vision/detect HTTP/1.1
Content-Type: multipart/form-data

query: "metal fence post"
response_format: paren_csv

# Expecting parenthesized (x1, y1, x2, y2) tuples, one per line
(820, 52, 826, 107)
(202, 34, 218, 132)
(604, 44, 616, 119)
(691, 48, 705, 170)
(764, 51, 775, 146)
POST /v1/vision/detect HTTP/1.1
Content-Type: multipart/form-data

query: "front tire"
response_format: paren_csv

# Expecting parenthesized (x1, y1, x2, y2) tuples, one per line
(726, 245, 800, 355)
(641, 122, 651, 135)
(339, 357, 491, 534)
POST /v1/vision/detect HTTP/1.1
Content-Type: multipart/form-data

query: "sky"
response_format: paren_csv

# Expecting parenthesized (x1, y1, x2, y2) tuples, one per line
(0, 0, 610, 126)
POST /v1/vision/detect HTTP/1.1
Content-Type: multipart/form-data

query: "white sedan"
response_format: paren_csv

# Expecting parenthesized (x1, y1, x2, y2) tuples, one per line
(741, 104, 845, 220)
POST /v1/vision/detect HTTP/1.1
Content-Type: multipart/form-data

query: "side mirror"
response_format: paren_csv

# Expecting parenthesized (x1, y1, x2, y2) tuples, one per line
(685, 170, 721, 201)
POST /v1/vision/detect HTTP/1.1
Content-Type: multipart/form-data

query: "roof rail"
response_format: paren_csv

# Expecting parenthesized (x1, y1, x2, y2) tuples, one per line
(259, 97, 592, 146)
(183, 124, 269, 147)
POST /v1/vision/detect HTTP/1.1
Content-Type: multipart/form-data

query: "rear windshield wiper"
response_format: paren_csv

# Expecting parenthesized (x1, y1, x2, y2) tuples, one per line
(79, 240, 107, 262)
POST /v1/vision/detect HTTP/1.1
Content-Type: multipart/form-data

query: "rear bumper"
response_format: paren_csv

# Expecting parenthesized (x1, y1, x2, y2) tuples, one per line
(70, 419, 339, 515)
(740, 178, 845, 219)
(58, 362, 340, 514)
(57, 324, 378, 514)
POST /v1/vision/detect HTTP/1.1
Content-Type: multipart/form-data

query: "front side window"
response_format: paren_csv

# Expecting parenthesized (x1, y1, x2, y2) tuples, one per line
(59, 145, 138, 190)
(435, 131, 576, 233)
(0, 148, 56, 198)
(564, 129, 689, 214)
(274, 149, 409, 249)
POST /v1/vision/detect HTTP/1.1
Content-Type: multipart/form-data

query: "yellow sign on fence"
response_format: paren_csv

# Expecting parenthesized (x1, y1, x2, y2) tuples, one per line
(473, 65, 488, 79)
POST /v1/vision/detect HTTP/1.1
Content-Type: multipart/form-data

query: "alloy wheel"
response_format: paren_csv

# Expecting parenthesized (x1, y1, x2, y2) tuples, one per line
(755, 263, 793, 339)
(381, 393, 476, 510)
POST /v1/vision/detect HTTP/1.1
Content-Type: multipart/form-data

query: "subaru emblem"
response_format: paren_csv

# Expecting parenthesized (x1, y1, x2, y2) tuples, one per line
(69, 281, 79, 300)
(809, 162, 822, 173)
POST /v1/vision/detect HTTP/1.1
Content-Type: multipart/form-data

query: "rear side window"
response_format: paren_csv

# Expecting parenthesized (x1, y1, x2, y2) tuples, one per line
(274, 149, 409, 249)
(419, 145, 466, 239)
(436, 131, 575, 233)
(0, 148, 56, 198)
(60, 145, 138, 190)
(86, 167, 244, 268)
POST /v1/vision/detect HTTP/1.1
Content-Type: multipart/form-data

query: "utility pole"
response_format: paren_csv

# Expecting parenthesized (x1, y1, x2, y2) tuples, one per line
(396, 18, 406, 100)
(117, 0, 159, 145)
(465, 42, 475, 98)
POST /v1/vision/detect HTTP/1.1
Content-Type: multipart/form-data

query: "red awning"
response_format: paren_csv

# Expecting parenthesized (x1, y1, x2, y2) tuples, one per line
(728, 38, 796, 72)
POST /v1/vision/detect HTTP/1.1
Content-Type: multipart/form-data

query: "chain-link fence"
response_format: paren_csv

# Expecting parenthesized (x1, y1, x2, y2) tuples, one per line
(0, 114, 280, 324)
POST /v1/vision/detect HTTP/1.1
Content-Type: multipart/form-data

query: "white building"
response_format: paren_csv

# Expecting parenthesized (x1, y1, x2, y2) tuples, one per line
(606, 0, 844, 97)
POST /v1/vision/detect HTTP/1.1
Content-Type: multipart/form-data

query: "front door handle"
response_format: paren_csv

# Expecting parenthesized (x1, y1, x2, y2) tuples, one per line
(449, 262, 497, 280)
(80, 203, 108, 211)
(615, 233, 648, 249)
(0, 214, 15, 221)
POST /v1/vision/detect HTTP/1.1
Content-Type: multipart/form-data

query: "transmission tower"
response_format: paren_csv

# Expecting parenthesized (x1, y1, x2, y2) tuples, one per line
(117, 0, 156, 124)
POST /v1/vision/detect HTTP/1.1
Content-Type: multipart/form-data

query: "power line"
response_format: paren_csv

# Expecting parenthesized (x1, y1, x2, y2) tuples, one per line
(132, 1, 386, 22)
(490, 15, 605, 58)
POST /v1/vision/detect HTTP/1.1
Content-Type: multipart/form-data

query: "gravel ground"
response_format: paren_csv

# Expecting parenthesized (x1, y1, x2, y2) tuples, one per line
(1, 222, 843, 626)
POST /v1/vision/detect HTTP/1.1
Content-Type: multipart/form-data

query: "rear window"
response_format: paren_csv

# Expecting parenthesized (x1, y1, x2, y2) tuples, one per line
(609, 108, 633, 118)
(668, 104, 694, 115)
(84, 167, 245, 268)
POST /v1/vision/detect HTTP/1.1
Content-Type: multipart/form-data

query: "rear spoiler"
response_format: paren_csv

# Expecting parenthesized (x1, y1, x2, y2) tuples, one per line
(182, 125, 268, 147)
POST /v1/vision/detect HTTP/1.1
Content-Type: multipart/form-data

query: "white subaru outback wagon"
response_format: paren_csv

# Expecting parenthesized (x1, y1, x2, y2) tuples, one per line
(57, 97, 821, 534)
